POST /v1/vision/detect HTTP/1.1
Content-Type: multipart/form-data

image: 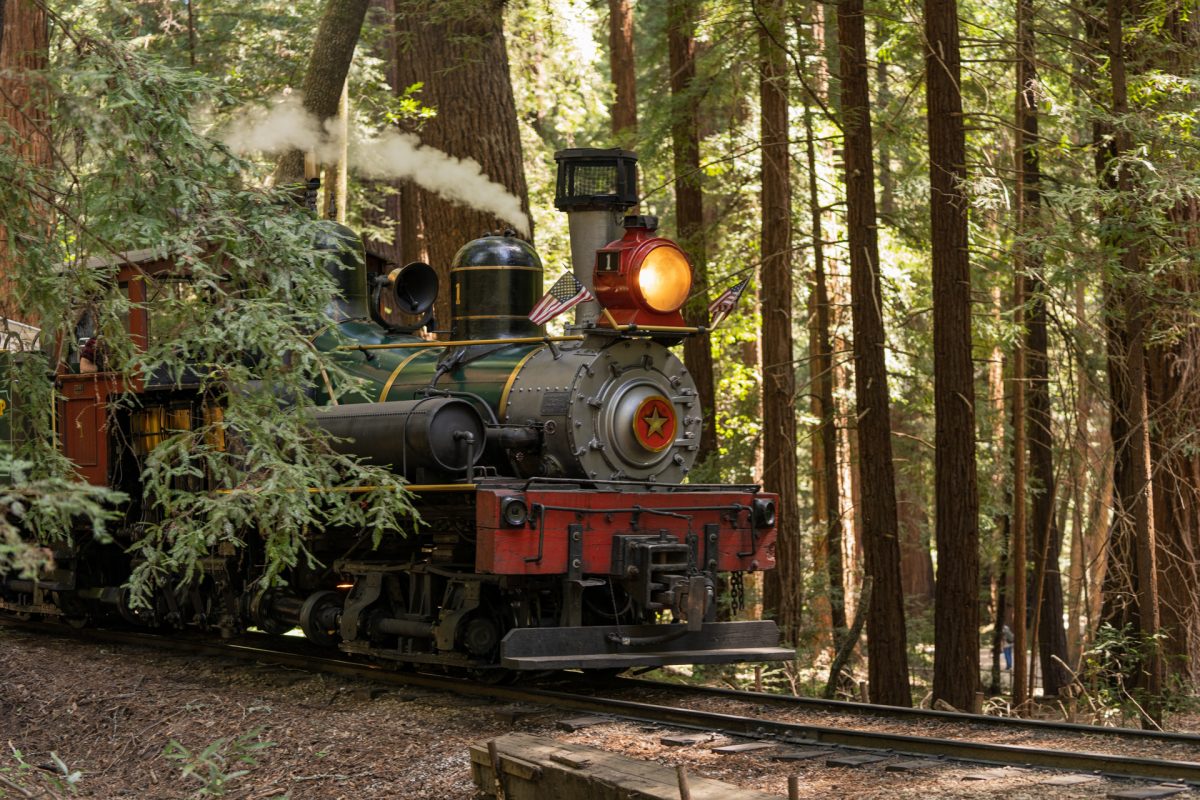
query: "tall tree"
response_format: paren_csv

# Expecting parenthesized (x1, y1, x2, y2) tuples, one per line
(924, 0, 980, 709)
(274, 0, 372, 187)
(837, 0, 910, 704)
(609, 0, 637, 146)
(360, 0, 405, 267)
(1011, 273, 1029, 703)
(794, 3, 845, 646)
(803, 93, 846, 641)
(1104, 0, 1162, 716)
(392, 0, 530, 330)
(1143, 0, 1200, 690)
(669, 0, 717, 466)
(1016, 0, 1070, 697)
(0, 0, 48, 324)
(757, 0, 801, 645)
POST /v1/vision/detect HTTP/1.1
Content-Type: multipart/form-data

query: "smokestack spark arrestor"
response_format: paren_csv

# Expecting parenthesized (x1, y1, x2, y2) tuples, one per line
(553, 148, 639, 326)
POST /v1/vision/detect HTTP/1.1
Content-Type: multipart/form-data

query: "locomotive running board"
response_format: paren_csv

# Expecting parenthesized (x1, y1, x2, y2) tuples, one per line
(499, 621, 794, 670)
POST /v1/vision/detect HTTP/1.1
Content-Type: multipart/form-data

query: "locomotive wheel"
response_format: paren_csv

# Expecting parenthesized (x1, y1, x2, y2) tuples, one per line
(299, 591, 342, 646)
(117, 588, 159, 628)
(53, 593, 91, 629)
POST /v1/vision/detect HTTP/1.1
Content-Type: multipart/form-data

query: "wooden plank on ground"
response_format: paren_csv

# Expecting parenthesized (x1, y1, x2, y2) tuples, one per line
(470, 733, 784, 800)
(712, 742, 777, 755)
(825, 754, 888, 768)
(961, 767, 1024, 781)
(1042, 774, 1099, 786)
(555, 716, 612, 732)
(661, 732, 715, 747)
(1107, 785, 1188, 800)
(771, 748, 835, 762)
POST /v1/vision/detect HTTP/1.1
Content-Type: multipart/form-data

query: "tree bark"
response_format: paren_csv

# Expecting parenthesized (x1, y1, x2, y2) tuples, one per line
(1066, 282, 1091, 669)
(0, 0, 48, 324)
(358, 0, 406, 271)
(838, 0, 910, 705)
(804, 93, 846, 641)
(1016, 0, 1070, 696)
(392, 0, 530, 331)
(669, 0, 717, 467)
(1144, 1, 1200, 691)
(924, 0, 980, 710)
(274, 0, 372, 187)
(1107, 0, 1162, 721)
(1091, 0, 1139, 652)
(987, 284, 1009, 697)
(757, 0, 801, 645)
(1010, 271, 1030, 704)
(609, 0, 637, 145)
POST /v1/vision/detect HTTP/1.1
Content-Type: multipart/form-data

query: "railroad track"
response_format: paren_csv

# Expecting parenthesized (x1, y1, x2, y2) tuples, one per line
(4, 618, 1200, 787)
(608, 674, 1200, 744)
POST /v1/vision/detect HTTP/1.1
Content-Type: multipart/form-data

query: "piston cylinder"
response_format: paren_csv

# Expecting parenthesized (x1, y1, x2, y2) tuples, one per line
(308, 397, 486, 480)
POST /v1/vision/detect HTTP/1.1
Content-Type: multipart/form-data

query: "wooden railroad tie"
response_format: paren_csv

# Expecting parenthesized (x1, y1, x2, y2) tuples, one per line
(470, 733, 785, 799)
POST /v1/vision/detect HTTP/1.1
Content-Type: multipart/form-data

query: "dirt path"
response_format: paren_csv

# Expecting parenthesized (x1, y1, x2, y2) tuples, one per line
(2, 627, 1196, 799)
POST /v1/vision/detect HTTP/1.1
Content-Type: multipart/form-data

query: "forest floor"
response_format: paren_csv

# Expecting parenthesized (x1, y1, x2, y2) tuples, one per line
(1, 626, 1198, 799)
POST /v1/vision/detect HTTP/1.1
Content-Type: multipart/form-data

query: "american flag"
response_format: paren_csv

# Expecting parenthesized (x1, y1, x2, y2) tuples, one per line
(529, 272, 595, 325)
(707, 277, 750, 328)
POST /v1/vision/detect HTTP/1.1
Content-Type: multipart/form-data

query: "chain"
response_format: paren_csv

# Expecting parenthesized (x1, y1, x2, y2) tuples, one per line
(730, 571, 745, 614)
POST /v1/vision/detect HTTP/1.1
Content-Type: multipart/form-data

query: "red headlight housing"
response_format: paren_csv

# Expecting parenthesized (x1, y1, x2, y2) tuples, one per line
(593, 217, 693, 328)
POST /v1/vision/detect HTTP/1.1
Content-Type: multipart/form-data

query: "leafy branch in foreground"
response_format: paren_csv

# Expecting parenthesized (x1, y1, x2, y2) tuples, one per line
(0, 26, 417, 598)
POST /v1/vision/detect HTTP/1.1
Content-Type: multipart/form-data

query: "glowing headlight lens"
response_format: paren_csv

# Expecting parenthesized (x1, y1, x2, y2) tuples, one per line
(636, 246, 692, 313)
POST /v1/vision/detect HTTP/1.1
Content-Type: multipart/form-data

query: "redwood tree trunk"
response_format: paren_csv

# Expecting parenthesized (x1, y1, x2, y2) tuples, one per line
(1144, 0, 1200, 691)
(804, 95, 846, 639)
(1108, 0, 1162, 718)
(924, 0, 980, 711)
(392, 1, 531, 331)
(609, 0, 637, 144)
(1011, 272, 1029, 703)
(274, 0, 372, 187)
(838, 0, 910, 705)
(669, 0, 717, 466)
(0, 0, 48, 324)
(1017, 0, 1070, 696)
(757, 0, 801, 645)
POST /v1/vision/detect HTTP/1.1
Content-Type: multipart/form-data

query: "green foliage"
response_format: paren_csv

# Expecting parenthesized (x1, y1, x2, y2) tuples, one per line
(0, 25, 416, 599)
(0, 456, 122, 578)
(0, 744, 82, 798)
(163, 729, 275, 798)
(1077, 624, 1174, 724)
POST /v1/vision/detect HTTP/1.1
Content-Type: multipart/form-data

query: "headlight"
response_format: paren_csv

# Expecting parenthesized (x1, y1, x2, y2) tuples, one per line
(636, 246, 692, 313)
(591, 217, 695, 328)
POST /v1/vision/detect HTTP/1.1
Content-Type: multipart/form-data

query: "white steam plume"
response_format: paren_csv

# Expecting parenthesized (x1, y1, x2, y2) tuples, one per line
(220, 95, 530, 237)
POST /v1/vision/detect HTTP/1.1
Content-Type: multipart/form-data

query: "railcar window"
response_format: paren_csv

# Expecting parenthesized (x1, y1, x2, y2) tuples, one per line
(144, 275, 203, 348)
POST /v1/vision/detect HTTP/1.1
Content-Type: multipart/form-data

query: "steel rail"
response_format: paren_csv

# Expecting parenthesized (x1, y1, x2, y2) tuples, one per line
(612, 676, 1200, 745)
(4, 620, 1199, 784)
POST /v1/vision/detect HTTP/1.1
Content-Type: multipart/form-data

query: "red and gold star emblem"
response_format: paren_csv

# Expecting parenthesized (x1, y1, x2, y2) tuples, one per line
(633, 396, 677, 452)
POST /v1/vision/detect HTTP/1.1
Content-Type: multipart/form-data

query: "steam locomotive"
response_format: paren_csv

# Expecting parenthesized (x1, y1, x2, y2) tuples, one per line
(0, 149, 789, 674)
